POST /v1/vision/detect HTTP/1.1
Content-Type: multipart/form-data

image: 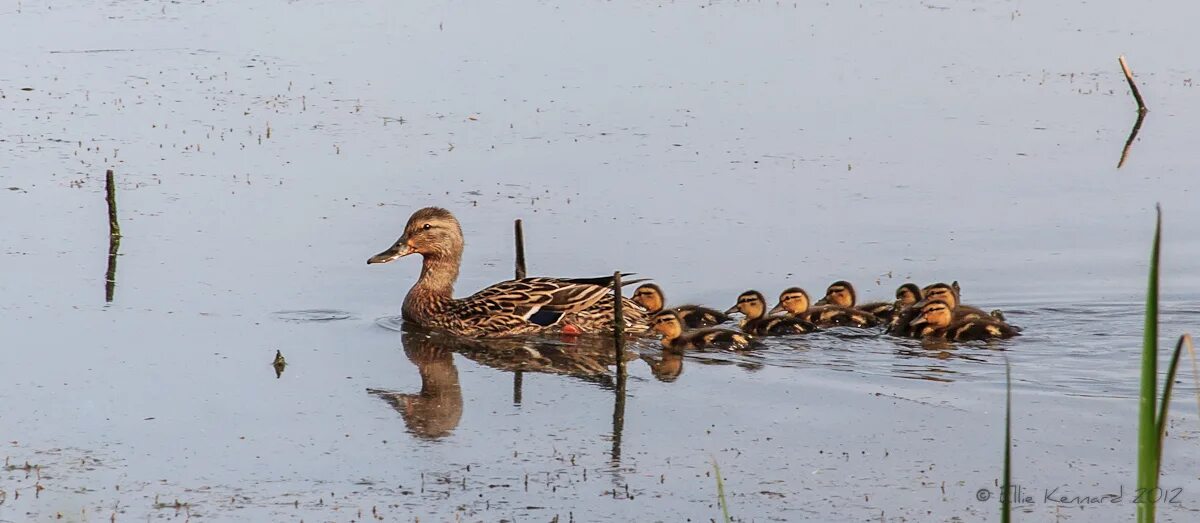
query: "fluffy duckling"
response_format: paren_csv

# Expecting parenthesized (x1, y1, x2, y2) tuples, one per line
(631, 283, 730, 329)
(651, 311, 755, 351)
(857, 282, 923, 321)
(910, 300, 1019, 341)
(888, 282, 1002, 338)
(725, 290, 818, 335)
(769, 287, 880, 328)
(815, 280, 857, 307)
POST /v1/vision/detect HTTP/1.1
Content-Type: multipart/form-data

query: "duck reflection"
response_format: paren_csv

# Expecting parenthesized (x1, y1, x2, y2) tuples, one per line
(368, 330, 464, 439)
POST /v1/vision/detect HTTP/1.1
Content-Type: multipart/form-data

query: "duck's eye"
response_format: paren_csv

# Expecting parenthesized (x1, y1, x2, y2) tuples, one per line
(422, 223, 432, 230)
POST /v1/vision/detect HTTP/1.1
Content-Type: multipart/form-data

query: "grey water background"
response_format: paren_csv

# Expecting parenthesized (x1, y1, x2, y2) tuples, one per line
(2, 0, 1200, 521)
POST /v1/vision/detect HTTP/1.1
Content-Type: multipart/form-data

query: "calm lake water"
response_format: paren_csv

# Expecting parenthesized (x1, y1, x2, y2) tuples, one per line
(3, 1, 1200, 521)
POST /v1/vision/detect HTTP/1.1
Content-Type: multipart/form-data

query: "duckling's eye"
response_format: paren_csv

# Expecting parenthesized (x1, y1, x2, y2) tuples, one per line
(422, 223, 432, 230)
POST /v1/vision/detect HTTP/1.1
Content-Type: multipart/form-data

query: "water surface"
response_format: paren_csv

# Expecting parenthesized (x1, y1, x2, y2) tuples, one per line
(3, 1, 1200, 521)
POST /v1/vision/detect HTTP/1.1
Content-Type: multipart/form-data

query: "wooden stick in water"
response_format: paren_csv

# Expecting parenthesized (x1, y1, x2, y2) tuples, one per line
(612, 271, 627, 380)
(1119, 55, 1148, 113)
(105, 169, 121, 302)
(106, 169, 120, 239)
(513, 218, 526, 404)
(514, 219, 527, 279)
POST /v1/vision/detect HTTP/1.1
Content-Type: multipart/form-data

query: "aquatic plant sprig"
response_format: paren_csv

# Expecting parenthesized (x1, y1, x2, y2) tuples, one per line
(1135, 205, 1192, 523)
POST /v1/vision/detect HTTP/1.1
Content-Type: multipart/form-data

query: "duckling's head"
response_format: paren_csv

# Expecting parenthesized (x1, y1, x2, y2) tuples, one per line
(822, 280, 857, 307)
(769, 287, 810, 316)
(369, 207, 464, 264)
(651, 310, 685, 339)
(725, 290, 768, 320)
(921, 283, 959, 309)
(632, 284, 665, 313)
(895, 283, 922, 306)
(911, 299, 954, 329)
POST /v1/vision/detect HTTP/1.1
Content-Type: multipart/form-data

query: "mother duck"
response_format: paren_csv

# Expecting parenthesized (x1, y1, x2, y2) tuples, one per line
(368, 207, 649, 337)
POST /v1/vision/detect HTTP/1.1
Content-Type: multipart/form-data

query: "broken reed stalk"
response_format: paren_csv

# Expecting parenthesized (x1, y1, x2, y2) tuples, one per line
(105, 169, 121, 302)
(106, 170, 120, 238)
(612, 271, 627, 380)
(1119, 55, 1148, 113)
(514, 219, 527, 279)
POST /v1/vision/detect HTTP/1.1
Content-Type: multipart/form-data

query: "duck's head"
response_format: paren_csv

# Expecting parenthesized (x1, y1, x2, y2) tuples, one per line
(632, 284, 665, 313)
(895, 283, 922, 307)
(769, 287, 810, 315)
(921, 282, 959, 309)
(821, 280, 856, 307)
(725, 290, 768, 320)
(368, 207, 464, 264)
(911, 299, 954, 329)
(651, 310, 684, 339)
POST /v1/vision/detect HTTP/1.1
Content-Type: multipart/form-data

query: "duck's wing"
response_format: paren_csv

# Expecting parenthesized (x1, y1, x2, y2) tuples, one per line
(460, 276, 636, 322)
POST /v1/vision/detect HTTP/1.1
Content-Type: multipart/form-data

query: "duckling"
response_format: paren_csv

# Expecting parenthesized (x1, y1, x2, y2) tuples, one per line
(768, 287, 880, 328)
(631, 283, 730, 329)
(725, 290, 818, 335)
(651, 311, 755, 350)
(888, 282, 1001, 338)
(856, 282, 922, 321)
(910, 300, 1019, 341)
(921, 282, 989, 320)
(814, 280, 857, 307)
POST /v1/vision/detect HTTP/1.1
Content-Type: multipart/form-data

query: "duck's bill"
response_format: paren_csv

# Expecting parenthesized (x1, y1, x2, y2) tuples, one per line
(367, 239, 414, 264)
(768, 304, 785, 315)
(908, 315, 928, 327)
(723, 305, 739, 315)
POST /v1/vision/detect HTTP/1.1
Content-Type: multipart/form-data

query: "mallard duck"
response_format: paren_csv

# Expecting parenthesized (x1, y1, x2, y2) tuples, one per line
(768, 287, 880, 328)
(651, 311, 755, 350)
(725, 290, 818, 335)
(857, 282, 922, 320)
(368, 207, 649, 338)
(631, 283, 729, 328)
(909, 300, 1019, 341)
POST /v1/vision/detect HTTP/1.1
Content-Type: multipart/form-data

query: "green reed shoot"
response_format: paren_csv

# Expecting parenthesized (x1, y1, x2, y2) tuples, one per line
(1136, 206, 1192, 523)
(712, 458, 731, 523)
(1002, 358, 1012, 523)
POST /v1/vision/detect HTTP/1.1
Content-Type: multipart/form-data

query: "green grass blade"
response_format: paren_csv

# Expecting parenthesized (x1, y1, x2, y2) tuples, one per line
(1002, 358, 1012, 523)
(1136, 205, 1162, 523)
(1156, 334, 1190, 477)
(1187, 335, 1200, 419)
(711, 458, 731, 523)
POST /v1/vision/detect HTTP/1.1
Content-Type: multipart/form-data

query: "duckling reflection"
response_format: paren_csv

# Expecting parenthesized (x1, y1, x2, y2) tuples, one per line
(640, 350, 685, 382)
(368, 330, 463, 440)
